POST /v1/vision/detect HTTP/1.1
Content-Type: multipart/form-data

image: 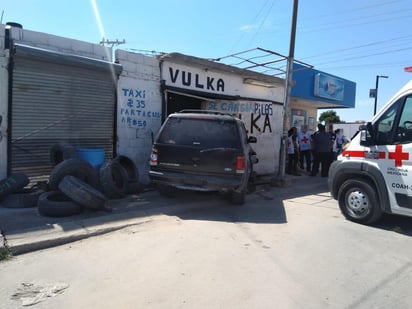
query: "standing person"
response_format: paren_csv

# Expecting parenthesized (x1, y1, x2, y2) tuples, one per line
(333, 129, 348, 159)
(328, 123, 336, 162)
(332, 129, 343, 159)
(298, 124, 312, 172)
(328, 123, 336, 143)
(310, 124, 332, 177)
(287, 127, 300, 176)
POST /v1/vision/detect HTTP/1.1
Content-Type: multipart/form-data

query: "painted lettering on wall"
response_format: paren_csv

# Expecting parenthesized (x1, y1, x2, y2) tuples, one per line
(168, 67, 225, 92)
(120, 88, 161, 128)
(206, 101, 274, 134)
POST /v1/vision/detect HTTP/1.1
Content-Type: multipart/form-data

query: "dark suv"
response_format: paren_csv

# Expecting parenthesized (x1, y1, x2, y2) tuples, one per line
(149, 111, 258, 204)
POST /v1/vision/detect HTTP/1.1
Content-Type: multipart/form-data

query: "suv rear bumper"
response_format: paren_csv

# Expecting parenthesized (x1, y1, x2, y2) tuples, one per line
(149, 170, 245, 192)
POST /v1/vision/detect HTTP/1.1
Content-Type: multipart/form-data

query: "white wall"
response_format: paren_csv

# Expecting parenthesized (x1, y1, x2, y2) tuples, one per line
(116, 50, 162, 184)
(162, 61, 284, 101)
(202, 100, 283, 175)
(333, 122, 364, 140)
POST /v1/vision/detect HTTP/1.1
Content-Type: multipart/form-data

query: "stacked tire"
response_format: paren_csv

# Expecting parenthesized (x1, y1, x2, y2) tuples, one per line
(37, 153, 140, 217)
(0, 143, 140, 217)
(38, 158, 109, 217)
(0, 173, 39, 209)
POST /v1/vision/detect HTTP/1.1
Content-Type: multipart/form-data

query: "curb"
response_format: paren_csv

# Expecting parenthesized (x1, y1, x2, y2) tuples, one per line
(6, 212, 152, 256)
(2, 194, 234, 256)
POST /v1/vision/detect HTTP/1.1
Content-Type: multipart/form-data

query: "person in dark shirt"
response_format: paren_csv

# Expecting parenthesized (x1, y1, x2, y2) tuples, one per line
(328, 124, 337, 161)
(310, 124, 332, 177)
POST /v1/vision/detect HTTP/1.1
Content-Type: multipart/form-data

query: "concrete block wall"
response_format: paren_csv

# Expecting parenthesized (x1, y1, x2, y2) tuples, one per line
(4, 23, 111, 61)
(116, 49, 162, 184)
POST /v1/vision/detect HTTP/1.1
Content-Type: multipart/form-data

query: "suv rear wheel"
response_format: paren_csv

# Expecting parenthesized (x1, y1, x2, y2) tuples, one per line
(158, 184, 176, 197)
(230, 190, 246, 205)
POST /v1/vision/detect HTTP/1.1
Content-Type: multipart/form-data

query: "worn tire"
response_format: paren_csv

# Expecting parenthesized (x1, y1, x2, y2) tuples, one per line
(113, 155, 139, 182)
(1, 188, 43, 208)
(50, 142, 77, 167)
(0, 173, 30, 200)
(127, 180, 144, 194)
(58, 175, 109, 211)
(247, 182, 257, 194)
(49, 159, 99, 191)
(113, 155, 140, 194)
(338, 178, 383, 224)
(37, 191, 83, 217)
(99, 160, 128, 199)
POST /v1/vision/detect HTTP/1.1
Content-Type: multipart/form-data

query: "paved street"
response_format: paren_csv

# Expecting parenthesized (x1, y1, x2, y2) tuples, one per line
(1, 177, 412, 308)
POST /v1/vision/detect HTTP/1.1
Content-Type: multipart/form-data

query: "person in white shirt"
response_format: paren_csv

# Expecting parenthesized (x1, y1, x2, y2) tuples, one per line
(287, 127, 301, 176)
(298, 124, 312, 172)
(333, 129, 347, 160)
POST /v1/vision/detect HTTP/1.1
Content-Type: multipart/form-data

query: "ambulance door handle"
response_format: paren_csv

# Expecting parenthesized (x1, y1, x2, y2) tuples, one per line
(365, 151, 381, 159)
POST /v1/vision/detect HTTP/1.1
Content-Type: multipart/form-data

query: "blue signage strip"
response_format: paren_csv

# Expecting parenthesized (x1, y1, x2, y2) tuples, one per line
(291, 63, 356, 108)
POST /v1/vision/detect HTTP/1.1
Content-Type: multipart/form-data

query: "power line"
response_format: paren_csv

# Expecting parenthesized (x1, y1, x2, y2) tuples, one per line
(228, 0, 277, 52)
(247, 0, 277, 47)
(301, 35, 412, 61)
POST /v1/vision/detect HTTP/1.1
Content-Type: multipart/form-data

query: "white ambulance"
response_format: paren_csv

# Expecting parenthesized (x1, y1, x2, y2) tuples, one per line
(328, 80, 412, 224)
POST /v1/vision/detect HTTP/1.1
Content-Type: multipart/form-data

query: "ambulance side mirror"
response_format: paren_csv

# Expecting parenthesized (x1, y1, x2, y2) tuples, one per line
(359, 122, 375, 146)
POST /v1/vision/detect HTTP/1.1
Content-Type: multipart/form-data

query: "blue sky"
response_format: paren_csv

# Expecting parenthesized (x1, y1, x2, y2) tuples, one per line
(2, 0, 412, 122)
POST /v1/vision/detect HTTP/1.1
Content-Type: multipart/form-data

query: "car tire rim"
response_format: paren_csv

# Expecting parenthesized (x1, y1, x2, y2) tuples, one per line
(346, 188, 370, 219)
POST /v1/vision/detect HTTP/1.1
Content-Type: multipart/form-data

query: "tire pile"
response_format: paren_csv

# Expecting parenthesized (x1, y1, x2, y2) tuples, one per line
(0, 144, 140, 218)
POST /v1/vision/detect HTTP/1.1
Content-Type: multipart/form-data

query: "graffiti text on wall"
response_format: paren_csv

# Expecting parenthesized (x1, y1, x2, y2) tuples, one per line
(206, 101, 273, 134)
(120, 88, 161, 128)
(168, 67, 225, 92)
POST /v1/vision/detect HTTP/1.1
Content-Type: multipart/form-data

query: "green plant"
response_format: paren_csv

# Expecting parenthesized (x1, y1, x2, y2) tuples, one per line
(0, 229, 12, 261)
(319, 110, 342, 124)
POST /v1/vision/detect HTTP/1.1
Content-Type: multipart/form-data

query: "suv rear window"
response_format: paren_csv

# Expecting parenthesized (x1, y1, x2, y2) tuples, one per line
(157, 117, 241, 148)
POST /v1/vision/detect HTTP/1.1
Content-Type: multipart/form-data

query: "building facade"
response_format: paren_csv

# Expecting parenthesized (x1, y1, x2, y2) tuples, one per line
(0, 23, 356, 183)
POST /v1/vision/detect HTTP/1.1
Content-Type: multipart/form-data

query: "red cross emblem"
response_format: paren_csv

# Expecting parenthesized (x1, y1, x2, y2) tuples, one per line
(301, 136, 309, 144)
(388, 145, 409, 167)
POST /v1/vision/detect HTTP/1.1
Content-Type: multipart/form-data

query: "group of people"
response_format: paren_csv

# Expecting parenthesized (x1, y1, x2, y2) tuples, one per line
(286, 123, 347, 177)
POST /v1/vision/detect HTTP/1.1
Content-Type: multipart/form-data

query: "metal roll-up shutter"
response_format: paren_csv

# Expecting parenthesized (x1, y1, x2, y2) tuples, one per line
(10, 46, 121, 180)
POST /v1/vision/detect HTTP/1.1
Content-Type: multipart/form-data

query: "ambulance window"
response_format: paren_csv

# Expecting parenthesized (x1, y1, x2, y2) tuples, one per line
(395, 96, 412, 144)
(374, 98, 401, 145)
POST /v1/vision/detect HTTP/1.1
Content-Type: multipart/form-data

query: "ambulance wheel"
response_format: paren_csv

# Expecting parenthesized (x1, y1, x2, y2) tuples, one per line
(338, 178, 382, 224)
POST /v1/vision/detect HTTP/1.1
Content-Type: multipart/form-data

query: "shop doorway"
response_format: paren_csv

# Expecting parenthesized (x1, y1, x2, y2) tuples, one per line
(166, 93, 204, 115)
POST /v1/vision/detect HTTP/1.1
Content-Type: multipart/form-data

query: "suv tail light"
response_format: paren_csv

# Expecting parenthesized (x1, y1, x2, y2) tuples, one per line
(236, 155, 245, 174)
(150, 147, 158, 166)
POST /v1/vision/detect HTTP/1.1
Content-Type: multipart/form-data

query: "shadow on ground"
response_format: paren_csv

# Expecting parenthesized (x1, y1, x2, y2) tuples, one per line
(372, 214, 412, 237)
(0, 175, 330, 234)
(173, 175, 330, 225)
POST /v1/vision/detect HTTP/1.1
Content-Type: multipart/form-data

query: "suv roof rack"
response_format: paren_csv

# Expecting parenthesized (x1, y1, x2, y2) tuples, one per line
(177, 109, 237, 117)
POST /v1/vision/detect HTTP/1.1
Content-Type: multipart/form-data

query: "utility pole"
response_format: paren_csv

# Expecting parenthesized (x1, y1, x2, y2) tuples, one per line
(279, 0, 299, 182)
(100, 38, 126, 48)
(100, 38, 126, 62)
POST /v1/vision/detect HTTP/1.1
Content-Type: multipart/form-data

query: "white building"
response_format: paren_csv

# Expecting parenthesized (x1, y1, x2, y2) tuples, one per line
(0, 23, 356, 184)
